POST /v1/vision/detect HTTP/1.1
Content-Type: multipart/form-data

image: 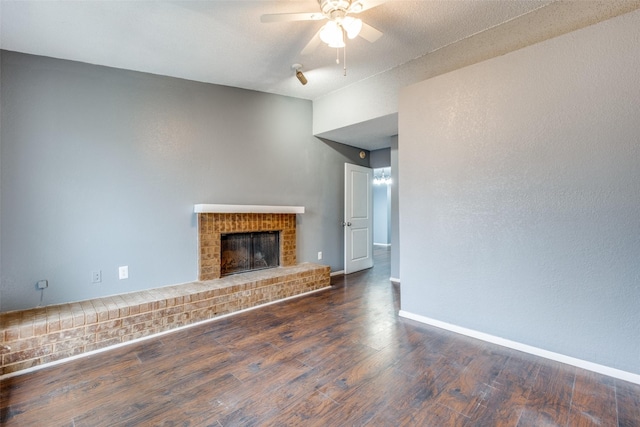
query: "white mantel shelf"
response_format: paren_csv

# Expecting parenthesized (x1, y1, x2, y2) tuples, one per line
(194, 204, 305, 214)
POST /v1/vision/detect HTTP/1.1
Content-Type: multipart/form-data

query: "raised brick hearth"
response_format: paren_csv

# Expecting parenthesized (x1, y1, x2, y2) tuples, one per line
(0, 263, 329, 376)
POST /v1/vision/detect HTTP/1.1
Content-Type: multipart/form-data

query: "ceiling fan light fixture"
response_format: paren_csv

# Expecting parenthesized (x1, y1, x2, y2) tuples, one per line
(261, 0, 385, 75)
(319, 21, 345, 47)
(342, 16, 362, 39)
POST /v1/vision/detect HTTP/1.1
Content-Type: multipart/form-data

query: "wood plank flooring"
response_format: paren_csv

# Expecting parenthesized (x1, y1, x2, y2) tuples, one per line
(1, 246, 639, 426)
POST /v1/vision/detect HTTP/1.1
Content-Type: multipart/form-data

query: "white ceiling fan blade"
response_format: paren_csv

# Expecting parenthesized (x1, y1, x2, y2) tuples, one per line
(358, 22, 383, 43)
(260, 12, 324, 23)
(300, 28, 323, 56)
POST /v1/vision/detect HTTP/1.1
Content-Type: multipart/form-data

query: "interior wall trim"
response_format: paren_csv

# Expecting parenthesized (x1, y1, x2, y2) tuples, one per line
(398, 310, 640, 385)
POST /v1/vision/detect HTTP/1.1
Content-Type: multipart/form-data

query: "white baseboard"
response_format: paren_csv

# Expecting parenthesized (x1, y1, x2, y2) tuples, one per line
(398, 310, 640, 385)
(390, 277, 401, 284)
(330, 270, 345, 277)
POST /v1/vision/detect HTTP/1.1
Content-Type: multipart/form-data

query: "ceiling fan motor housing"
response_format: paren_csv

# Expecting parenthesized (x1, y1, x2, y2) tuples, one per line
(319, 0, 363, 17)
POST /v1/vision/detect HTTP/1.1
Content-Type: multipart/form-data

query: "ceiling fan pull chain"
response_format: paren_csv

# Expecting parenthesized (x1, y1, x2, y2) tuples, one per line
(344, 43, 347, 76)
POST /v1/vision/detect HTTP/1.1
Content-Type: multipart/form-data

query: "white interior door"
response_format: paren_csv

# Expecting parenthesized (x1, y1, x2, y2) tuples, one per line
(344, 163, 373, 274)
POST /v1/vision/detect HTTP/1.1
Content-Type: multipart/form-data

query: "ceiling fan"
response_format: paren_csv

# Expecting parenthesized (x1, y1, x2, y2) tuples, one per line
(261, 0, 386, 57)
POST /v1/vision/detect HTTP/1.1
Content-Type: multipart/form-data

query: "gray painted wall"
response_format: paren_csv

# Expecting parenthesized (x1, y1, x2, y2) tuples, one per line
(398, 10, 640, 374)
(369, 148, 390, 169)
(0, 51, 367, 312)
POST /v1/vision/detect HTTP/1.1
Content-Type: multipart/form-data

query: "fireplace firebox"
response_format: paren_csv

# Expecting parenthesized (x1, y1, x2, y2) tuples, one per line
(220, 231, 280, 276)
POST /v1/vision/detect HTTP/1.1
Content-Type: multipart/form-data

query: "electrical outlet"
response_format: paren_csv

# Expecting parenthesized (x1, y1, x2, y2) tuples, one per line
(119, 266, 129, 280)
(36, 280, 48, 290)
(92, 270, 102, 283)
(318, 251, 323, 260)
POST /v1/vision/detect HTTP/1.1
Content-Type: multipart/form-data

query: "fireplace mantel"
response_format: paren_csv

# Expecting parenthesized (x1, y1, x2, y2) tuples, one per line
(194, 204, 304, 214)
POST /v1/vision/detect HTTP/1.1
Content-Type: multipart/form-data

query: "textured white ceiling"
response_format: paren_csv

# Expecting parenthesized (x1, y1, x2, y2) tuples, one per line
(1, 0, 552, 101)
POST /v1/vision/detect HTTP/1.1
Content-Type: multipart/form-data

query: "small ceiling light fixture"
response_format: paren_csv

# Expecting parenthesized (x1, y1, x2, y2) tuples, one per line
(292, 63, 308, 85)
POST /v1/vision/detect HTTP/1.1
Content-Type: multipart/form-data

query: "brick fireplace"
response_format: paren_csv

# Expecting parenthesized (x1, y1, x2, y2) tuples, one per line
(0, 204, 329, 376)
(195, 204, 304, 281)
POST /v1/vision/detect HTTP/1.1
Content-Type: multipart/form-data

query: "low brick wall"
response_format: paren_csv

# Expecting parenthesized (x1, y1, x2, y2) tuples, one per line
(0, 263, 330, 376)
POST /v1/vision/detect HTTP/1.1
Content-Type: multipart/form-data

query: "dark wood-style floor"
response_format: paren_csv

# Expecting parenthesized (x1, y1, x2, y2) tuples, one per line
(1, 247, 639, 426)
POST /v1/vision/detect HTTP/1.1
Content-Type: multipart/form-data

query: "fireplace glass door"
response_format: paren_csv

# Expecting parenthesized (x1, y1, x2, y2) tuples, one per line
(220, 231, 280, 276)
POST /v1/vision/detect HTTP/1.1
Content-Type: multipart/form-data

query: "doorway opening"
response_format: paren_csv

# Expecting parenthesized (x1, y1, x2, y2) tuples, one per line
(373, 167, 392, 247)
